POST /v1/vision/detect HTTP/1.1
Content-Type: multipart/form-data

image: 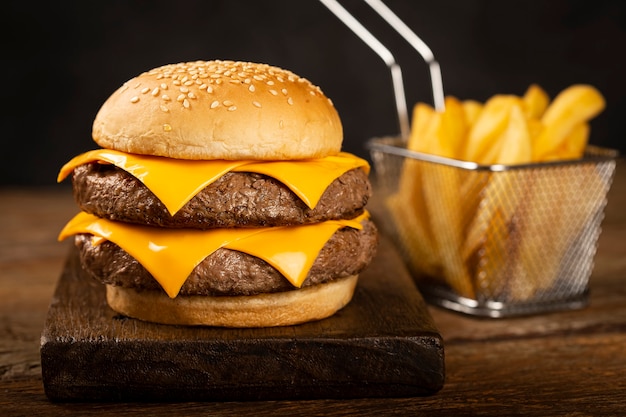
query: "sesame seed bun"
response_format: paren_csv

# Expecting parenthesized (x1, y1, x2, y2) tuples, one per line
(92, 60, 343, 160)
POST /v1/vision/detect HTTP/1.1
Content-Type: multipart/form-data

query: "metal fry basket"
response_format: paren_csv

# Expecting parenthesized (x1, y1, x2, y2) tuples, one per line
(368, 137, 618, 317)
(321, 0, 619, 316)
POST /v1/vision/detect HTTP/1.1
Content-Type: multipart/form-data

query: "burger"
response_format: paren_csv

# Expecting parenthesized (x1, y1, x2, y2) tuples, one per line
(57, 60, 378, 327)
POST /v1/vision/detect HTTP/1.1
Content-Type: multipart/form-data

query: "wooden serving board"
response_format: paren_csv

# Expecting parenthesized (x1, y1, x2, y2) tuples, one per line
(40, 235, 444, 402)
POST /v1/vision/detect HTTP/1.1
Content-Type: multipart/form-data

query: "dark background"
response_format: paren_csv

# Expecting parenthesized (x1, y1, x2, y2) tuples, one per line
(2, 0, 624, 186)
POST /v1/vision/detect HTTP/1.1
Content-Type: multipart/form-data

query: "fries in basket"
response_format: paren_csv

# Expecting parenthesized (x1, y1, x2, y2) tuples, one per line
(387, 84, 608, 303)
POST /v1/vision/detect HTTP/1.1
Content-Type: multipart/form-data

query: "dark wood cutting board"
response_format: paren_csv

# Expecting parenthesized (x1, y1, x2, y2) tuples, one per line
(40, 235, 444, 402)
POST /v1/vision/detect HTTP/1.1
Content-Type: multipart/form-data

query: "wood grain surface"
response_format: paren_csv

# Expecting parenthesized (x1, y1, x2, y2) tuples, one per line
(1, 159, 625, 415)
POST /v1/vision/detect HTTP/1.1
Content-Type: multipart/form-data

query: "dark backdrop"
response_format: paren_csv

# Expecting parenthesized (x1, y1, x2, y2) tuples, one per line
(2, 0, 624, 186)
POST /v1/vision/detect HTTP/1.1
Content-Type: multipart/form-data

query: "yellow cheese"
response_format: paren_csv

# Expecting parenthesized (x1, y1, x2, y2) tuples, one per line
(59, 212, 368, 298)
(58, 150, 370, 215)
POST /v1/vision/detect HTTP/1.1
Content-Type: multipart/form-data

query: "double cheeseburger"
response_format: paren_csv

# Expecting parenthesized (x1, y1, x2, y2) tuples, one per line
(58, 60, 378, 327)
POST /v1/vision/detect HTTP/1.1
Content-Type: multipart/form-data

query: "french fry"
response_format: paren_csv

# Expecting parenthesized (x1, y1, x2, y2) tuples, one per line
(560, 123, 590, 159)
(533, 85, 605, 160)
(523, 84, 550, 152)
(390, 103, 441, 278)
(407, 102, 436, 153)
(437, 97, 468, 159)
(420, 103, 475, 298)
(526, 118, 544, 150)
(464, 95, 521, 164)
(500, 170, 545, 301)
(463, 170, 525, 266)
(494, 102, 533, 165)
(421, 162, 474, 298)
(462, 100, 483, 126)
(543, 123, 590, 161)
(386, 190, 441, 278)
(472, 207, 512, 300)
(400, 99, 476, 295)
(463, 100, 532, 269)
(522, 84, 550, 119)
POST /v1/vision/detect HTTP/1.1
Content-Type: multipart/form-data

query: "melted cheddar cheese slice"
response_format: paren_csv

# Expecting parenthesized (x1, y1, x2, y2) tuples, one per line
(58, 149, 370, 215)
(59, 212, 368, 298)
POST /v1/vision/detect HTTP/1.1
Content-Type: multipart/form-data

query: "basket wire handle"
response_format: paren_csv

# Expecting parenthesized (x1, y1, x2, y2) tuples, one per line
(363, 0, 445, 112)
(319, 0, 445, 141)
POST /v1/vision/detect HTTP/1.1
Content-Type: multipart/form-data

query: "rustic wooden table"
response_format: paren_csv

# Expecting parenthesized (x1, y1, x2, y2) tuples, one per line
(1, 160, 624, 416)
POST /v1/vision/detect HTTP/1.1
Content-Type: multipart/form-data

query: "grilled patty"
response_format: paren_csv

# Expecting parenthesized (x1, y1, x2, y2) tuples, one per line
(74, 219, 378, 296)
(71, 164, 372, 229)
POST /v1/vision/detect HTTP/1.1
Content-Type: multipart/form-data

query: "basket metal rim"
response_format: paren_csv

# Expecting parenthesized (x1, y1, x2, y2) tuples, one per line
(418, 284, 590, 318)
(366, 136, 619, 172)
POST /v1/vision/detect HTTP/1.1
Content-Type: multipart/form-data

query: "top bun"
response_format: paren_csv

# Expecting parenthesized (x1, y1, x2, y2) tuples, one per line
(92, 60, 343, 160)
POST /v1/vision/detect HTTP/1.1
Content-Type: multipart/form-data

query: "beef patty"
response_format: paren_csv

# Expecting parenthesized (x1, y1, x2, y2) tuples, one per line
(74, 219, 378, 297)
(71, 164, 371, 229)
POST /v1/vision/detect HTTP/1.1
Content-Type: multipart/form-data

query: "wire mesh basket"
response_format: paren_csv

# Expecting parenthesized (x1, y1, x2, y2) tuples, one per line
(320, 0, 619, 316)
(368, 137, 618, 317)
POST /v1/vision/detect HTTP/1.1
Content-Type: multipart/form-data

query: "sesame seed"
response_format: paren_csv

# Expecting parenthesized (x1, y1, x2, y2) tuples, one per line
(253, 75, 264, 81)
(183, 99, 190, 108)
(162, 94, 171, 101)
(252, 101, 261, 108)
(269, 89, 278, 96)
(177, 94, 186, 102)
(180, 86, 189, 93)
(210, 100, 220, 108)
(223, 100, 234, 106)
(207, 86, 214, 93)
(227, 106, 237, 111)
(151, 87, 160, 96)
(188, 92, 197, 99)
(173, 80, 181, 85)
(160, 105, 169, 112)
(266, 80, 275, 86)
(287, 97, 294, 105)
(130, 96, 139, 103)
(281, 88, 288, 95)
(248, 85, 255, 92)
(184, 80, 193, 86)
(141, 87, 150, 94)
(160, 83, 168, 90)
(199, 83, 207, 90)
(163, 124, 172, 131)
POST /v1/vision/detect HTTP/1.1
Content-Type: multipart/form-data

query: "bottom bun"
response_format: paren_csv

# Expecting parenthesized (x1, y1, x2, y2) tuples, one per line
(105, 275, 358, 327)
